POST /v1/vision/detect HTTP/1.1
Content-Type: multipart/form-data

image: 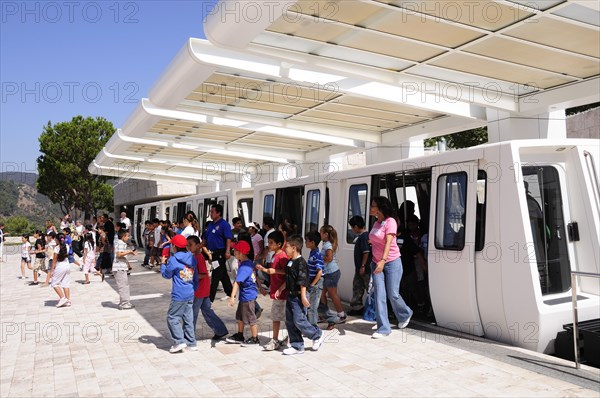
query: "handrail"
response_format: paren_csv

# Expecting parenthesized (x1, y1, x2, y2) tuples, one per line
(583, 151, 600, 216)
(570, 270, 600, 369)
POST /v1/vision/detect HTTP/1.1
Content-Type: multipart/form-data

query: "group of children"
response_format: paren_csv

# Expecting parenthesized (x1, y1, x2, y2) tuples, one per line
(162, 228, 327, 355)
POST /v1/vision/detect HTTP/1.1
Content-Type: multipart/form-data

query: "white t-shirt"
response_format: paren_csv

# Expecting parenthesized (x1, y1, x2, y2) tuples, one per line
(54, 245, 69, 267)
(181, 225, 195, 238)
(113, 239, 129, 271)
(121, 217, 131, 232)
(264, 228, 275, 264)
(21, 242, 31, 258)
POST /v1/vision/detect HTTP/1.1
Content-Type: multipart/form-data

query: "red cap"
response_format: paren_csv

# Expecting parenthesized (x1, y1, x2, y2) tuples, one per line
(171, 234, 188, 249)
(231, 240, 251, 255)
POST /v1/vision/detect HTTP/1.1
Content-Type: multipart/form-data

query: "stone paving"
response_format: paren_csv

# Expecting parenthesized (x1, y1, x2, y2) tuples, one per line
(1, 248, 599, 397)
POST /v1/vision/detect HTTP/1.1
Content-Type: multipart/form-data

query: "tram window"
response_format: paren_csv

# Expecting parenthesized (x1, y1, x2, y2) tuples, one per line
(522, 166, 570, 295)
(263, 194, 274, 219)
(186, 203, 191, 213)
(238, 199, 253, 226)
(475, 170, 487, 251)
(395, 186, 420, 220)
(165, 208, 170, 222)
(435, 173, 467, 251)
(197, 203, 204, 231)
(347, 184, 368, 243)
(305, 190, 320, 234)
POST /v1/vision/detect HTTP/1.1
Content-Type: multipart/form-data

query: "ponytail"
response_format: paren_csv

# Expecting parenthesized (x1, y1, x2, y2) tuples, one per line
(56, 233, 68, 261)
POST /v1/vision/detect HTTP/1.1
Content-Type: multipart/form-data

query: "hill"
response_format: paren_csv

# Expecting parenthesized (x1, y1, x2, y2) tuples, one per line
(0, 172, 64, 229)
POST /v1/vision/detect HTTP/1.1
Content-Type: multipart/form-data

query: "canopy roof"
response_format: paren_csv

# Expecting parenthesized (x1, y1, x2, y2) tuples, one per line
(92, 0, 599, 185)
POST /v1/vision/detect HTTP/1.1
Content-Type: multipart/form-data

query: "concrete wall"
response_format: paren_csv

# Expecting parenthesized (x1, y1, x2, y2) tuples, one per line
(567, 107, 600, 139)
(113, 179, 198, 207)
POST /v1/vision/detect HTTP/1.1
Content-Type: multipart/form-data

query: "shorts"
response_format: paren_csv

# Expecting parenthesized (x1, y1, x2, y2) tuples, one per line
(161, 247, 170, 257)
(51, 263, 71, 288)
(150, 247, 159, 257)
(33, 258, 45, 272)
(21, 256, 30, 263)
(271, 299, 286, 322)
(68, 254, 75, 263)
(235, 300, 257, 326)
(323, 269, 341, 289)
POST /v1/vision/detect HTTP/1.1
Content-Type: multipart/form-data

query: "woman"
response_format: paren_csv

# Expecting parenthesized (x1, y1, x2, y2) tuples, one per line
(369, 196, 412, 339)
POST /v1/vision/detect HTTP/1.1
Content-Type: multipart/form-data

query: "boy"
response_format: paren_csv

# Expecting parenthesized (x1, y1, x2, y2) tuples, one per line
(187, 235, 229, 341)
(114, 230, 136, 310)
(275, 235, 325, 355)
(256, 230, 288, 350)
(226, 240, 260, 346)
(304, 231, 324, 327)
(161, 234, 199, 353)
(348, 216, 372, 315)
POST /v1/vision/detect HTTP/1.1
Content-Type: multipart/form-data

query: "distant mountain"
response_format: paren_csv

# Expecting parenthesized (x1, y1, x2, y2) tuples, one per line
(0, 172, 63, 228)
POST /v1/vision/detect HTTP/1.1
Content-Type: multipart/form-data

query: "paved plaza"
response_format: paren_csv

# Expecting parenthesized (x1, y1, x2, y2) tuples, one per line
(1, 249, 599, 397)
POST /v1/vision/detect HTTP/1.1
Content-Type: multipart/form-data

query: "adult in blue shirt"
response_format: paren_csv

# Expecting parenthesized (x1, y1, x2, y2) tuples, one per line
(202, 204, 233, 302)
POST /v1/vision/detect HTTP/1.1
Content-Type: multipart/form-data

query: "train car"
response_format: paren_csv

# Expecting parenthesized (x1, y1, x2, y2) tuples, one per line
(252, 139, 599, 353)
(132, 188, 254, 248)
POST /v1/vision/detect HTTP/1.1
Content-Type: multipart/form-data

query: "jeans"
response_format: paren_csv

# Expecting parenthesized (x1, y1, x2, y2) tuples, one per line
(143, 247, 150, 265)
(371, 257, 412, 335)
(285, 297, 322, 350)
(167, 300, 196, 347)
(193, 297, 228, 336)
(307, 280, 323, 326)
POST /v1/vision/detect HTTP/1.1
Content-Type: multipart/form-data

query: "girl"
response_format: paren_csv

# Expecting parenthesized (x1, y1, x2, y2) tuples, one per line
(30, 230, 46, 285)
(160, 227, 174, 265)
(49, 233, 72, 307)
(20, 234, 31, 279)
(318, 225, 347, 330)
(43, 232, 56, 286)
(82, 233, 96, 284)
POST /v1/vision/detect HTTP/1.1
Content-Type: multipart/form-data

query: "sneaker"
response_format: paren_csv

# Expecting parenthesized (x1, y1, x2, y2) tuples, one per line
(65, 300, 72, 307)
(169, 343, 187, 353)
(241, 337, 260, 347)
(372, 324, 378, 330)
(398, 313, 412, 329)
(371, 332, 391, 339)
(187, 345, 198, 351)
(256, 307, 264, 319)
(56, 298, 67, 308)
(283, 347, 304, 355)
(337, 314, 347, 324)
(225, 332, 244, 344)
(312, 332, 325, 351)
(262, 339, 281, 351)
(220, 296, 231, 301)
(211, 333, 228, 341)
(119, 303, 135, 310)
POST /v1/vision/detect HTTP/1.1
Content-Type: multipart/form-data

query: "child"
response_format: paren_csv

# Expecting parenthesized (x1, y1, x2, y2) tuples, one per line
(49, 234, 71, 307)
(114, 230, 136, 310)
(43, 232, 56, 286)
(187, 235, 229, 341)
(256, 230, 288, 350)
(276, 235, 325, 355)
(318, 225, 346, 330)
(304, 231, 324, 327)
(161, 234, 198, 353)
(142, 220, 151, 267)
(159, 227, 173, 265)
(82, 233, 96, 284)
(30, 231, 46, 285)
(348, 216, 372, 315)
(226, 240, 260, 346)
(20, 234, 31, 279)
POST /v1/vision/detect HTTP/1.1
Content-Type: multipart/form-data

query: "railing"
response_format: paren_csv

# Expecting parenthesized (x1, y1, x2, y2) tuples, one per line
(570, 270, 600, 369)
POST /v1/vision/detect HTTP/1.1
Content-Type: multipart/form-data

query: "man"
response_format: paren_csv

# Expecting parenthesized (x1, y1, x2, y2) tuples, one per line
(202, 204, 233, 302)
(120, 212, 132, 233)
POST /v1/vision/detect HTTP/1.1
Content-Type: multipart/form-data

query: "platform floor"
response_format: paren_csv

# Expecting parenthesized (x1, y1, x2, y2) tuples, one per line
(1, 249, 599, 397)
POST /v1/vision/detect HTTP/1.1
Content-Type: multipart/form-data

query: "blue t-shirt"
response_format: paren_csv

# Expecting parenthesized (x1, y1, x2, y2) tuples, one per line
(65, 236, 73, 255)
(161, 251, 199, 302)
(307, 248, 325, 280)
(236, 259, 258, 302)
(203, 218, 233, 251)
(320, 241, 339, 275)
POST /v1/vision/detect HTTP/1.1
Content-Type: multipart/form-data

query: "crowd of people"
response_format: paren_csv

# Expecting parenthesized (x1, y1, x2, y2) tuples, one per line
(12, 196, 431, 352)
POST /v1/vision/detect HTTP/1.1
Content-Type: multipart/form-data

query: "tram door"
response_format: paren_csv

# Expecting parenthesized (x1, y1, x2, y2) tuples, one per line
(302, 183, 327, 258)
(429, 162, 484, 335)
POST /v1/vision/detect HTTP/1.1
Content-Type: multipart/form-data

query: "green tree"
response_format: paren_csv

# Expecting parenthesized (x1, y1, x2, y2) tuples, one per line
(1, 216, 35, 235)
(425, 127, 488, 149)
(37, 116, 116, 219)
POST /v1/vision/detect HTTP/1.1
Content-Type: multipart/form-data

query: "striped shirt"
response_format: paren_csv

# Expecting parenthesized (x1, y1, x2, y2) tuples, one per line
(307, 248, 325, 280)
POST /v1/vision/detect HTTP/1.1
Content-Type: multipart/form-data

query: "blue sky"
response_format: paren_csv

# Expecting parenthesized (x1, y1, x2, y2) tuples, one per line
(0, 0, 218, 174)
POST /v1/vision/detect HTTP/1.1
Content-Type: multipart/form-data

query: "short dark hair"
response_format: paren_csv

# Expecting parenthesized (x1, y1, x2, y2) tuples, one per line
(211, 203, 223, 216)
(305, 231, 321, 246)
(232, 217, 242, 224)
(349, 215, 366, 229)
(186, 235, 200, 245)
(118, 229, 129, 240)
(268, 230, 284, 246)
(263, 216, 275, 229)
(286, 235, 303, 252)
(152, 218, 160, 224)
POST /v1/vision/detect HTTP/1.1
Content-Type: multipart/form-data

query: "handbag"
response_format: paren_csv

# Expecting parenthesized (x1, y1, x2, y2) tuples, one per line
(362, 277, 376, 322)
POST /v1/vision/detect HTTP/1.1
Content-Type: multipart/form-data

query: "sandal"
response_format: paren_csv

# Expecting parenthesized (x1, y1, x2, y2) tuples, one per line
(327, 323, 336, 330)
